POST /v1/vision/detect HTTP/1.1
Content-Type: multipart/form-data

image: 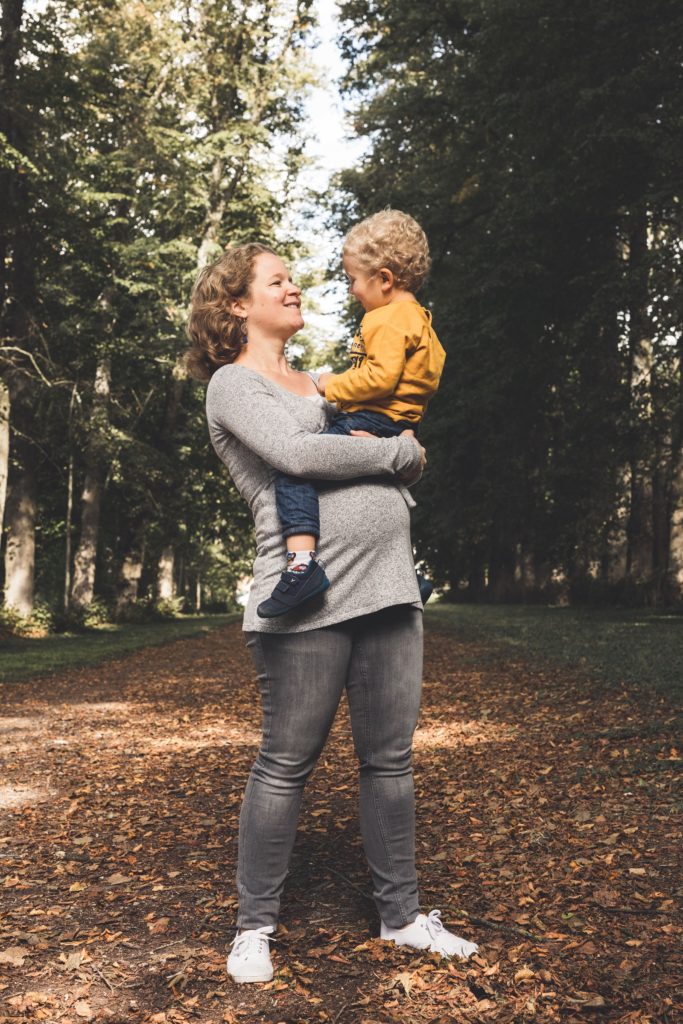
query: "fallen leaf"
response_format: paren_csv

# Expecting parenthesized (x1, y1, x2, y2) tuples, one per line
(582, 994, 608, 1009)
(389, 971, 416, 996)
(74, 999, 93, 1019)
(0, 946, 26, 966)
(147, 917, 170, 935)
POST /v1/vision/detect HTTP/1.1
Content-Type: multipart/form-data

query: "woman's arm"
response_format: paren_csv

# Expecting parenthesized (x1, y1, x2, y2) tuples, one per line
(206, 366, 422, 481)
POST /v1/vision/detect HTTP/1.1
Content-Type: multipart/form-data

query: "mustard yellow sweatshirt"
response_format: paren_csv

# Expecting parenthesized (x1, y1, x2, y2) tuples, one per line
(324, 300, 446, 424)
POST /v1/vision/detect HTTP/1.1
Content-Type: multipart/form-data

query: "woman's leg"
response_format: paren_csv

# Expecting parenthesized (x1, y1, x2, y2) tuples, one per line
(237, 626, 352, 929)
(345, 605, 424, 929)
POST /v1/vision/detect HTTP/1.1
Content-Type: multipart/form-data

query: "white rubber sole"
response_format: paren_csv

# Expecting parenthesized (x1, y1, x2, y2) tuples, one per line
(227, 962, 274, 984)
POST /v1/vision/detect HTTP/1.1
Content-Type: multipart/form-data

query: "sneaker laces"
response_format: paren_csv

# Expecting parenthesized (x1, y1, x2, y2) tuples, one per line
(424, 909, 445, 940)
(229, 926, 275, 960)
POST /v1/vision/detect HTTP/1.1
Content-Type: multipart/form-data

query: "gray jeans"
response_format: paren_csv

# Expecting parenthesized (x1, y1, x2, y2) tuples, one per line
(237, 604, 423, 930)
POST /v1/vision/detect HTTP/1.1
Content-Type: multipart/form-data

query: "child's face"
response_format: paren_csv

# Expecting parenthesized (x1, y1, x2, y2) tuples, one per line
(343, 254, 387, 312)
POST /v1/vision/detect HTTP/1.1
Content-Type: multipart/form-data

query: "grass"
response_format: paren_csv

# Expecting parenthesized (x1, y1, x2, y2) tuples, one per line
(3, 603, 681, 699)
(424, 602, 683, 697)
(0, 613, 241, 684)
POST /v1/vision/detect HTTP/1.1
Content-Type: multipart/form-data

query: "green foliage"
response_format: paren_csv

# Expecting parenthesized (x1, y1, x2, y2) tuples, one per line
(54, 599, 111, 634)
(2, 0, 317, 616)
(154, 597, 185, 620)
(0, 601, 54, 638)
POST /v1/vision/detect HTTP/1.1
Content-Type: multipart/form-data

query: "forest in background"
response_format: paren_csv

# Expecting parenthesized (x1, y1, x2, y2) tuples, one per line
(336, 0, 683, 606)
(1, 0, 682, 632)
(1, 0, 315, 627)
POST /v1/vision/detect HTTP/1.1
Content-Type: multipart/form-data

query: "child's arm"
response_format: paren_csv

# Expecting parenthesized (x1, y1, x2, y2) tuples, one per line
(322, 319, 407, 404)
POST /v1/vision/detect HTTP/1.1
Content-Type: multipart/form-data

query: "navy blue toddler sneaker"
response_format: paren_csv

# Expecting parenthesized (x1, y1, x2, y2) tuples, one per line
(416, 573, 433, 605)
(257, 559, 330, 618)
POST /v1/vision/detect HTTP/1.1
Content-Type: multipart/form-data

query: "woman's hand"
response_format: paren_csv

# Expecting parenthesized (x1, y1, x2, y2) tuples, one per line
(397, 429, 426, 483)
(349, 428, 426, 484)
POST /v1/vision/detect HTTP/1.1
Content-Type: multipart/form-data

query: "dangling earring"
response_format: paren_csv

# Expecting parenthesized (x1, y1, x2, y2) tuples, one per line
(239, 317, 248, 344)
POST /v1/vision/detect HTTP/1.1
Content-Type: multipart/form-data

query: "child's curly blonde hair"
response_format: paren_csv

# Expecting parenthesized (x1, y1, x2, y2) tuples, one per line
(343, 209, 431, 292)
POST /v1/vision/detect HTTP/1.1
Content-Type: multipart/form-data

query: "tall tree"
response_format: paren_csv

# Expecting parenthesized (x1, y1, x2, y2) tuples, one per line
(336, 0, 683, 604)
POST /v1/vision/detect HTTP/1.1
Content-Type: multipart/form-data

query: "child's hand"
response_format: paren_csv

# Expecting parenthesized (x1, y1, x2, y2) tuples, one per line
(316, 372, 335, 395)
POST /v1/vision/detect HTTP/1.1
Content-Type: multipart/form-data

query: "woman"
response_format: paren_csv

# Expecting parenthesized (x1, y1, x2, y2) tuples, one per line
(187, 243, 478, 984)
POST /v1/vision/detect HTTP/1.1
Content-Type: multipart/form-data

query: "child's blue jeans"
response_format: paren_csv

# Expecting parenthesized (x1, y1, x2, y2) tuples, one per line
(275, 409, 416, 539)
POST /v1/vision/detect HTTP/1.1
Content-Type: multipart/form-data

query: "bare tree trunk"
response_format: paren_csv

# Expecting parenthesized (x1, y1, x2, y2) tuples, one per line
(487, 516, 517, 602)
(70, 356, 111, 609)
(607, 466, 630, 584)
(667, 334, 683, 601)
(177, 552, 185, 602)
(0, 378, 9, 547)
(3, 468, 36, 616)
(70, 466, 104, 609)
(652, 434, 672, 601)
(625, 205, 654, 585)
(668, 446, 683, 600)
(116, 535, 146, 615)
(466, 563, 486, 601)
(63, 451, 74, 612)
(156, 545, 175, 600)
(195, 575, 202, 613)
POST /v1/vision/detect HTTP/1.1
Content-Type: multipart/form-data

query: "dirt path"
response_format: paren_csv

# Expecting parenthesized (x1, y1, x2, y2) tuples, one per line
(0, 622, 680, 1023)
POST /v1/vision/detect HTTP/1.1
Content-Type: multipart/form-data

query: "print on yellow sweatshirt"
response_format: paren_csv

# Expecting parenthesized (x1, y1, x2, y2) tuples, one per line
(324, 300, 446, 424)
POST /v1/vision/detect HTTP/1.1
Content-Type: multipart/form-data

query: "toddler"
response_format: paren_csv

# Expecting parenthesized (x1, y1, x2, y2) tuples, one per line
(257, 209, 446, 618)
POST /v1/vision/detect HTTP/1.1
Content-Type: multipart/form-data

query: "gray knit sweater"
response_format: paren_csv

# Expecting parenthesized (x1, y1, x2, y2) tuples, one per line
(205, 364, 423, 633)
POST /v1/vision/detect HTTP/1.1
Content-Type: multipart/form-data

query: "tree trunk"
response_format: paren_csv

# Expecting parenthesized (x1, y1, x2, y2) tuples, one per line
(116, 535, 145, 615)
(63, 451, 74, 612)
(652, 435, 671, 602)
(0, 377, 9, 547)
(156, 545, 175, 600)
(487, 516, 517, 602)
(195, 575, 202, 613)
(466, 563, 486, 601)
(668, 445, 683, 601)
(667, 332, 683, 601)
(70, 356, 111, 609)
(70, 465, 104, 609)
(625, 205, 654, 585)
(3, 467, 36, 616)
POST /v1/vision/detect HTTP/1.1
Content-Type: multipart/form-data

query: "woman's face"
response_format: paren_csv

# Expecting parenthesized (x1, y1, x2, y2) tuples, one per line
(235, 252, 303, 340)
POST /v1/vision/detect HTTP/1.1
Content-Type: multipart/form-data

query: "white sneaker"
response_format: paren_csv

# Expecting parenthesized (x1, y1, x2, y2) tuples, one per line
(227, 925, 276, 983)
(381, 909, 478, 959)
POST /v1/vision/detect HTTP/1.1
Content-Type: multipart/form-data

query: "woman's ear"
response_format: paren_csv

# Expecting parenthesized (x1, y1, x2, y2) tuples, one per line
(378, 268, 395, 293)
(231, 297, 248, 318)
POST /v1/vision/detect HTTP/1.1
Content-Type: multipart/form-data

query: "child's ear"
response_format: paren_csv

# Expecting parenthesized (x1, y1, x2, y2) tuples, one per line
(379, 268, 395, 292)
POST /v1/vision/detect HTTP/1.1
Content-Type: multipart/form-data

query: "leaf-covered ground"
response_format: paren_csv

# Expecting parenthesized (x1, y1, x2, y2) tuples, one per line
(1, 620, 680, 1023)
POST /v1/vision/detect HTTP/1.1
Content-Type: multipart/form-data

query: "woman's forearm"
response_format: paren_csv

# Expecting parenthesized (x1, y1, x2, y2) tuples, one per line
(271, 428, 420, 480)
(207, 367, 422, 482)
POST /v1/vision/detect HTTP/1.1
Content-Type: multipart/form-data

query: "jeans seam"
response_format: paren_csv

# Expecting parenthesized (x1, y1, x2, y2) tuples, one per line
(359, 639, 407, 925)
(248, 635, 273, 776)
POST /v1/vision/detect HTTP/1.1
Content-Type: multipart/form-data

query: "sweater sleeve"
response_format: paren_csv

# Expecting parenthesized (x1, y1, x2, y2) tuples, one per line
(324, 318, 407, 404)
(206, 367, 422, 481)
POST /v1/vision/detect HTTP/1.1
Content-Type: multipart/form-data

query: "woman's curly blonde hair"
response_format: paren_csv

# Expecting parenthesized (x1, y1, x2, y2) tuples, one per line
(185, 243, 275, 381)
(342, 209, 431, 292)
